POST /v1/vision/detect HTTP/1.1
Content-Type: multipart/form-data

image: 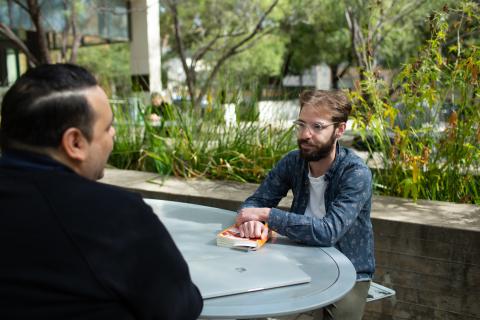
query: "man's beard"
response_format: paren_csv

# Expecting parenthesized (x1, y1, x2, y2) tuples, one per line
(297, 131, 336, 161)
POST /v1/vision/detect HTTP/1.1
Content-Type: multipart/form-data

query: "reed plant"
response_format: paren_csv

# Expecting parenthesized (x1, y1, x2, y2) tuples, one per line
(350, 3, 480, 204)
(108, 98, 147, 171)
(108, 93, 297, 183)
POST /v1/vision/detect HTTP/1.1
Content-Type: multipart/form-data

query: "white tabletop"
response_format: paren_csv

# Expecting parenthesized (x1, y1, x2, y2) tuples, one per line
(145, 199, 356, 319)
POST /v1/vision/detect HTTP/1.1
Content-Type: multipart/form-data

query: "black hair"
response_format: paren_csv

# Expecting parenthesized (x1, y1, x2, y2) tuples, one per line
(0, 63, 98, 150)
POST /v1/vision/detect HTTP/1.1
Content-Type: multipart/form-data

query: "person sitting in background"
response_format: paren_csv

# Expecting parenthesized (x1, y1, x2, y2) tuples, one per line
(146, 91, 176, 137)
(0, 63, 203, 320)
(147, 91, 170, 125)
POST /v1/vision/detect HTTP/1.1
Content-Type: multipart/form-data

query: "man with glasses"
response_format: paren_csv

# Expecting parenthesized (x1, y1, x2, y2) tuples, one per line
(236, 90, 374, 320)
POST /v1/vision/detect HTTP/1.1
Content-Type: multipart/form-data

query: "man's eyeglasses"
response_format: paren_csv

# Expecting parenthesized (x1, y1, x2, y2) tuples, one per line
(292, 120, 339, 135)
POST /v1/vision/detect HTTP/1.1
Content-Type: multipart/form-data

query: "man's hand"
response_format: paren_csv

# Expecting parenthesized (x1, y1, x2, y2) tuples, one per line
(149, 113, 160, 121)
(236, 207, 270, 225)
(237, 221, 269, 240)
(235, 207, 271, 239)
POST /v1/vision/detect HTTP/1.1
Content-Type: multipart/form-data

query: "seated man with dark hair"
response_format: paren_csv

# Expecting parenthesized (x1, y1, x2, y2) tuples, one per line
(0, 63, 203, 320)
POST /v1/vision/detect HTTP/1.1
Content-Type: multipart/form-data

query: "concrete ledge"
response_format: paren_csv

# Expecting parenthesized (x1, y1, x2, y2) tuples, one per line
(101, 168, 293, 212)
(101, 168, 480, 232)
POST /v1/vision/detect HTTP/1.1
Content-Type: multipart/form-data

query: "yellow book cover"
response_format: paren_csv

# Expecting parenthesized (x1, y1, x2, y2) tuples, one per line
(216, 224, 270, 250)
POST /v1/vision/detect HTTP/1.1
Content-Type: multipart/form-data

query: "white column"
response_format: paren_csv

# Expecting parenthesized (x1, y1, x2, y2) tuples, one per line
(315, 64, 331, 90)
(129, 0, 161, 92)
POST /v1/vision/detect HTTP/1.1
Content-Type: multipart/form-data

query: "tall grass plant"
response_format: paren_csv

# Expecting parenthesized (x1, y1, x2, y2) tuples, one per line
(109, 94, 297, 183)
(350, 2, 480, 204)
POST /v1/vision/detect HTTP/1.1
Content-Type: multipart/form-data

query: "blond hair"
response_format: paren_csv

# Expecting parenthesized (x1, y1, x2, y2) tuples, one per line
(299, 90, 351, 123)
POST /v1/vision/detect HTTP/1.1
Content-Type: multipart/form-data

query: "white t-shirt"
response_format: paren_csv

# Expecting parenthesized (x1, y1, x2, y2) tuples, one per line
(304, 170, 328, 218)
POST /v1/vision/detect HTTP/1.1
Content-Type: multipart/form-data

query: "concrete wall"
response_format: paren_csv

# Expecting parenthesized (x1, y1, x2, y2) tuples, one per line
(365, 219, 479, 320)
(101, 169, 480, 320)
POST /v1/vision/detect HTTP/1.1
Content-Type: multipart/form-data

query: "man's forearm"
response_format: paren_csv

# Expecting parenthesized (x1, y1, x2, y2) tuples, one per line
(236, 207, 271, 224)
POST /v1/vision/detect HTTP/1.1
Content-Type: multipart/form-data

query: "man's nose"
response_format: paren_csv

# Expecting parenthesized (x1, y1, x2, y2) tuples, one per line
(299, 126, 313, 139)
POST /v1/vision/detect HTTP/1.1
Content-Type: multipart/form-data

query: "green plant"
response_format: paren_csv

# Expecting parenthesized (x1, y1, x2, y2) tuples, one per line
(108, 98, 147, 171)
(350, 2, 480, 204)
(108, 91, 297, 183)
(144, 99, 296, 183)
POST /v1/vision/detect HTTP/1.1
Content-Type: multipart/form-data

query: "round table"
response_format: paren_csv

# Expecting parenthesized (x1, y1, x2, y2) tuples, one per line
(145, 199, 356, 319)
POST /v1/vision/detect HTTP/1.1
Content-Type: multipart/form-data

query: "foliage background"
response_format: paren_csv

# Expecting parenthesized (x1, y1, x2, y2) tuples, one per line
(105, 1, 479, 205)
(350, 2, 480, 204)
(2, 0, 477, 204)
(76, 43, 131, 97)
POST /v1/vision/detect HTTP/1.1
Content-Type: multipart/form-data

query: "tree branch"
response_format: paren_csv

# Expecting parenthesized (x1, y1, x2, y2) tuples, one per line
(165, 0, 196, 105)
(346, 7, 368, 69)
(7, 0, 14, 26)
(373, 0, 429, 44)
(12, 0, 29, 12)
(192, 30, 247, 63)
(60, 0, 70, 62)
(0, 22, 39, 66)
(191, 32, 222, 63)
(26, 0, 51, 64)
(337, 62, 351, 79)
(197, 0, 279, 103)
(69, 1, 82, 63)
(444, 29, 480, 46)
(213, 27, 274, 55)
(221, 0, 279, 58)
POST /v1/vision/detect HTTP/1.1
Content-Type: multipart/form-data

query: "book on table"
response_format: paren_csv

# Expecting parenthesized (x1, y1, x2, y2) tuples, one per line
(216, 224, 270, 250)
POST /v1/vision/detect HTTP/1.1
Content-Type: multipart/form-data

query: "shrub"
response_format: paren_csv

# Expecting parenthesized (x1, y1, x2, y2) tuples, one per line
(350, 3, 480, 204)
(109, 96, 297, 183)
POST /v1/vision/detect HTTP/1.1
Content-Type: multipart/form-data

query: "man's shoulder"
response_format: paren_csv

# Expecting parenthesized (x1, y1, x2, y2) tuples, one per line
(331, 147, 373, 201)
(339, 146, 368, 168)
(334, 146, 372, 181)
(41, 172, 156, 230)
(276, 150, 304, 170)
(36, 170, 145, 209)
(282, 149, 301, 162)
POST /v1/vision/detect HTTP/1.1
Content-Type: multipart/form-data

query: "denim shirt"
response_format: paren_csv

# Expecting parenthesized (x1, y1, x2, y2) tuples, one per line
(241, 144, 375, 281)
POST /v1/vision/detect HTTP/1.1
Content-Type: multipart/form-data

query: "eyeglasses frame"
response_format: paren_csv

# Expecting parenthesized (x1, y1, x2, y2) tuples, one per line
(292, 120, 342, 135)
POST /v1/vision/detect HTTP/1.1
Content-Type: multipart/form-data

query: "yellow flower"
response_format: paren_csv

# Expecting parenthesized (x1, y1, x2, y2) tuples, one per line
(421, 146, 431, 164)
(448, 110, 458, 127)
(412, 161, 419, 183)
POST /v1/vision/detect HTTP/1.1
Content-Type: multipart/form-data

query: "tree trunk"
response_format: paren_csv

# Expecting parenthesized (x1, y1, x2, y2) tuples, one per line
(282, 50, 293, 78)
(26, 0, 51, 64)
(60, 0, 69, 62)
(0, 23, 39, 66)
(68, 2, 82, 64)
(7, 0, 14, 26)
(330, 64, 339, 89)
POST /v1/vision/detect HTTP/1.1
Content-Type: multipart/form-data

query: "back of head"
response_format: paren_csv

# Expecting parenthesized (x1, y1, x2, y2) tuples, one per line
(299, 90, 352, 123)
(0, 63, 98, 151)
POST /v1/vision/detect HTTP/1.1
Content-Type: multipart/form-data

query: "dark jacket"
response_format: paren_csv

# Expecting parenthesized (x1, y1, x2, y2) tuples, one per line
(0, 150, 203, 320)
(241, 144, 375, 280)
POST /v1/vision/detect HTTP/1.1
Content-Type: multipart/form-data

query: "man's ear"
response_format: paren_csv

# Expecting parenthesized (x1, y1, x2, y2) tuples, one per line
(336, 122, 347, 138)
(60, 128, 89, 161)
